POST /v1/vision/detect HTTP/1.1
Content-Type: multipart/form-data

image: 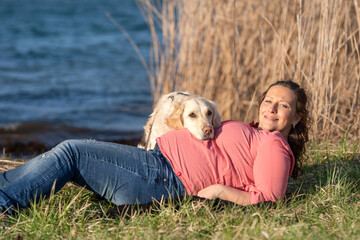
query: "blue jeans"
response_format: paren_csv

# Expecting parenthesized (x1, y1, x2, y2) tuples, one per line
(0, 139, 185, 214)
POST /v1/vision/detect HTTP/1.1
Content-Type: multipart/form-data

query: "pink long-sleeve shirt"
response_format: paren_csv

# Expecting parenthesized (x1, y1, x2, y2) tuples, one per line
(156, 121, 294, 204)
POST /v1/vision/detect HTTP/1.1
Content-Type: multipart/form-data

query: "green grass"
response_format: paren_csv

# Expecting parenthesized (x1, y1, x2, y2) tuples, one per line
(1, 141, 359, 239)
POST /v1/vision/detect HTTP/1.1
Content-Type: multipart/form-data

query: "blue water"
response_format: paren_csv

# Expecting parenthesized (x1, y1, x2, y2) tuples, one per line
(0, 0, 154, 145)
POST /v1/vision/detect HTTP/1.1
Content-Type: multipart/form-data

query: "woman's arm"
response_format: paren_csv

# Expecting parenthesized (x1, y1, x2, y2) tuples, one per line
(197, 184, 251, 205)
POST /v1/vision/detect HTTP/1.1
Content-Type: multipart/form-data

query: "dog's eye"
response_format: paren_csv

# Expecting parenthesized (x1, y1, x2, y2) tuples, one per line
(207, 110, 213, 116)
(189, 113, 197, 118)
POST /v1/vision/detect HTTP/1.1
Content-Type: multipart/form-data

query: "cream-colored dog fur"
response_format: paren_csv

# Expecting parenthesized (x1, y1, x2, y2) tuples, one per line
(138, 91, 222, 150)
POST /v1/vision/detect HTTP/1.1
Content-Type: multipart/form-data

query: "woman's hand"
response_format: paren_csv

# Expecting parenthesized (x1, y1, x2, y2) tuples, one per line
(197, 184, 251, 206)
(197, 184, 223, 199)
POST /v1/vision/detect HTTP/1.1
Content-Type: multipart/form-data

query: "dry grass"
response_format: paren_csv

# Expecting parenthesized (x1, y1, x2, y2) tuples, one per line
(137, 0, 360, 141)
(0, 159, 25, 172)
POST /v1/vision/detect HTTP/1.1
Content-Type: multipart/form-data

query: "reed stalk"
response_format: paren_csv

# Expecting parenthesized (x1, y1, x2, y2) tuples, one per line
(137, 0, 360, 141)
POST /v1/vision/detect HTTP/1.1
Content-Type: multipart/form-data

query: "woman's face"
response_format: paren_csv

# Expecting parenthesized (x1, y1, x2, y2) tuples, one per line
(258, 85, 300, 139)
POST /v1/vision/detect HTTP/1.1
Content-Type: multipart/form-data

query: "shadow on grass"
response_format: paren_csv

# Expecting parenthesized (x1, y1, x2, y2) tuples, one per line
(286, 152, 360, 196)
(103, 196, 278, 219)
(104, 152, 360, 219)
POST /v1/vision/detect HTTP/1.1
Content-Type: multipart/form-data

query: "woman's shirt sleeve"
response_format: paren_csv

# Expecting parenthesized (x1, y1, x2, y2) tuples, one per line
(248, 135, 294, 204)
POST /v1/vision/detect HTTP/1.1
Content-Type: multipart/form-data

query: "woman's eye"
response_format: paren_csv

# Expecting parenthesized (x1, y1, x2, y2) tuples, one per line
(189, 113, 197, 118)
(264, 100, 271, 103)
(280, 104, 289, 108)
(206, 110, 212, 116)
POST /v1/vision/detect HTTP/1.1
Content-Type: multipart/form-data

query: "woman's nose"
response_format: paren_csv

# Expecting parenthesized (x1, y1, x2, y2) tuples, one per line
(268, 103, 277, 113)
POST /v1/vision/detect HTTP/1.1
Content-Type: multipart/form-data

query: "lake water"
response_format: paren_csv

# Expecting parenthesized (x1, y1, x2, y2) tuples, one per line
(0, 0, 154, 147)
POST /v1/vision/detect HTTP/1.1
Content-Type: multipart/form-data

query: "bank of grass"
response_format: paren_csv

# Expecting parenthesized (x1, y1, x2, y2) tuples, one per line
(1, 141, 359, 239)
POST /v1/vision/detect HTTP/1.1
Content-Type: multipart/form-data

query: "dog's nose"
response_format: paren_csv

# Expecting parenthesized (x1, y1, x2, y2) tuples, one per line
(203, 126, 212, 135)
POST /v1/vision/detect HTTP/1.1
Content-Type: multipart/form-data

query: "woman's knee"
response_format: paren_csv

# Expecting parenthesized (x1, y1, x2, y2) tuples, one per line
(53, 139, 83, 158)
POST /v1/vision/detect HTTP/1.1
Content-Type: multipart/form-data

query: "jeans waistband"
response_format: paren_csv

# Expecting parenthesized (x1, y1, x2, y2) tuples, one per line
(154, 143, 160, 152)
(154, 143, 171, 165)
(153, 143, 186, 193)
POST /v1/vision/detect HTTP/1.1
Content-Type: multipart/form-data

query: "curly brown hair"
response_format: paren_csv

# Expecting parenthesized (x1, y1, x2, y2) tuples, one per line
(258, 80, 311, 179)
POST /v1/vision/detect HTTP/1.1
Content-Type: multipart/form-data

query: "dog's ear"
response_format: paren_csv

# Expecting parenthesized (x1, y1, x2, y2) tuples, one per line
(209, 101, 222, 128)
(139, 115, 154, 148)
(165, 104, 184, 129)
(212, 111, 222, 128)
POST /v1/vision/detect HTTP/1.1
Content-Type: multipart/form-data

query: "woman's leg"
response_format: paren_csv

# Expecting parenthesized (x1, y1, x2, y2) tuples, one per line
(0, 139, 185, 214)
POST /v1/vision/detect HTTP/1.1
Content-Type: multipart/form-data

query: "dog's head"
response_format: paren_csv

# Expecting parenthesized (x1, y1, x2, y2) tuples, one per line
(166, 96, 221, 140)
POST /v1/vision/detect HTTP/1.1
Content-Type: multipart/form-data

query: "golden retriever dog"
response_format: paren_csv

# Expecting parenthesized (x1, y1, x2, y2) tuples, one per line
(138, 91, 222, 150)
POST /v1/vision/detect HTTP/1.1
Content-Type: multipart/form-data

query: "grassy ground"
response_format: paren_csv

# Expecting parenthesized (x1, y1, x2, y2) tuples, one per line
(0, 141, 359, 239)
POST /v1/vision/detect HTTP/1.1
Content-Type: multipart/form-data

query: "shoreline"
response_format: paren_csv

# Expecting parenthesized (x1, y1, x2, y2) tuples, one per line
(0, 121, 144, 157)
(1, 137, 141, 159)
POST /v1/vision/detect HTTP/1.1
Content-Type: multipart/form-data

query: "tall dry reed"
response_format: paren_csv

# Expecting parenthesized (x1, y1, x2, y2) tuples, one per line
(137, 0, 359, 141)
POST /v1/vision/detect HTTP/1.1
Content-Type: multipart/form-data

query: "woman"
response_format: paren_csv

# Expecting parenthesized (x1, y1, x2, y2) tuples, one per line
(0, 80, 310, 216)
